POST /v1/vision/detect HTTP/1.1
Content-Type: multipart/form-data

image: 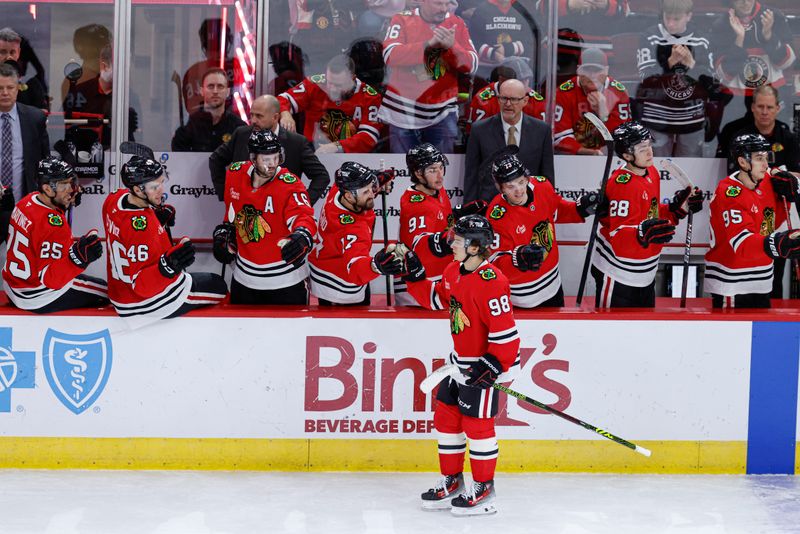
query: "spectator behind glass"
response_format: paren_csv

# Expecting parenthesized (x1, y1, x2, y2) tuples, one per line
(635, 0, 718, 157)
(171, 68, 245, 152)
(277, 54, 383, 155)
(60, 24, 111, 105)
(289, 0, 361, 76)
(468, 0, 539, 89)
(182, 18, 235, 116)
(711, 0, 796, 119)
(358, 0, 405, 38)
(378, 0, 478, 153)
(553, 47, 631, 155)
(0, 28, 48, 110)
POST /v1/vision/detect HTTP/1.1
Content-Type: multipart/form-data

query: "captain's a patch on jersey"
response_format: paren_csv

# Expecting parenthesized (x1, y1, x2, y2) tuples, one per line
(615, 173, 632, 184)
(410, 194, 425, 203)
(479, 268, 497, 281)
(229, 161, 245, 171)
(339, 213, 355, 225)
(131, 215, 147, 231)
(489, 205, 506, 219)
(726, 185, 742, 197)
(47, 213, 64, 227)
(278, 173, 297, 184)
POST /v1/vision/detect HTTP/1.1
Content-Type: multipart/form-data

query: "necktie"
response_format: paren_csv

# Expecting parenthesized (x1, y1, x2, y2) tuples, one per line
(507, 125, 517, 146)
(1, 113, 11, 190)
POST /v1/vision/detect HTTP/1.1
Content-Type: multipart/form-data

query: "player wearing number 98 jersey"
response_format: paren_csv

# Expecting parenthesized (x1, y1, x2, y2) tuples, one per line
(3, 157, 108, 313)
(103, 156, 227, 321)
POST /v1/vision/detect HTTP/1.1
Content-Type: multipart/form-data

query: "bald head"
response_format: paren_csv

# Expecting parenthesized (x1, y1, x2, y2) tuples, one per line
(250, 95, 280, 130)
(498, 79, 528, 124)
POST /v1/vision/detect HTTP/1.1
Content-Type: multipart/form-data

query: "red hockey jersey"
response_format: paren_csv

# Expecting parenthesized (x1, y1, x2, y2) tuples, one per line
(553, 76, 631, 154)
(591, 166, 679, 287)
(103, 189, 191, 319)
(704, 172, 786, 296)
(2, 193, 103, 310)
(224, 162, 317, 290)
(468, 82, 546, 129)
(407, 260, 520, 388)
(379, 9, 478, 128)
(277, 76, 383, 153)
(487, 177, 584, 307)
(308, 186, 378, 303)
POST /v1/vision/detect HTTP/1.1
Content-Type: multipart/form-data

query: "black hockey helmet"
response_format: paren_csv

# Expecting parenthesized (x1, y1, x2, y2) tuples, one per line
(613, 121, 653, 158)
(406, 143, 448, 183)
(335, 161, 378, 194)
(491, 146, 527, 185)
(448, 214, 494, 255)
(121, 156, 164, 189)
(730, 133, 774, 163)
(248, 129, 284, 160)
(37, 156, 76, 188)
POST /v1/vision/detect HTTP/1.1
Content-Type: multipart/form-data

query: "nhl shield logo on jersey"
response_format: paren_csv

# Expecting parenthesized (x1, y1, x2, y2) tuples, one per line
(42, 329, 112, 415)
(229, 161, 244, 171)
(615, 173, 632, 184)
(410, 194, 425, 203)
(479, 268, 497, 281)
(489, 205, 506, 220)
(278, 173, 298, 184)
(131, 215, 147, 231)
(726, 185, 742, 198)
(449, 296, 471, 335)
(47, 213, 64, 227)
(235, 204, 271, 243)
(339, 213, 355, 225)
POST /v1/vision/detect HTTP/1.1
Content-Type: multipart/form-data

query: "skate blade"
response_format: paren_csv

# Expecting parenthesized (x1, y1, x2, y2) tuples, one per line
(450, 502, 497, 516)
(421, 499, 455, 511)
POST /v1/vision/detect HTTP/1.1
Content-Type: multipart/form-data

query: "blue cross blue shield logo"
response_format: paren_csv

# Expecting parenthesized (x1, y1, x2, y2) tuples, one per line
(42, 329, 113, 414)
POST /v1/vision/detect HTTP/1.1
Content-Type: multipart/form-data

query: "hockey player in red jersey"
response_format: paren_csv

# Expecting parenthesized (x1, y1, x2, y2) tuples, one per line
(486, 150, 598, 307)
(705, 133, 800, 308)
(591, 121, 703, 308)
(103, 157, 227, 320)
(213, 129, 317, 305)
(3, 157, 108, 313)
(309, 161, 407, 305)
(378, 0, 479, 153)
(402, 214, 519, 515)
(553, 48, 632, 155)
(277, 54, 383, 154)
(395, 143, 486, 305)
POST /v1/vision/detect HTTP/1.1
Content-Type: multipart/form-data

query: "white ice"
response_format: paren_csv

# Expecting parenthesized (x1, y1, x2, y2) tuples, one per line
(2, 470, 799, 534)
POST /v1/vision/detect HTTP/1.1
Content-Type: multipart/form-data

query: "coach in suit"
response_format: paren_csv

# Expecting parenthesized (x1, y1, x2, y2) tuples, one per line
(209, 94, 330, 205)
(464, 79, 554, 203)
(0, 62, 49, 243)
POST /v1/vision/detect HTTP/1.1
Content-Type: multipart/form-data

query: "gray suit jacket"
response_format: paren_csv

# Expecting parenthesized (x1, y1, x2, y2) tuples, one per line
(17, 102, 50, 197)
(209, 125, 331, 205)
(464, 114, 554, 203)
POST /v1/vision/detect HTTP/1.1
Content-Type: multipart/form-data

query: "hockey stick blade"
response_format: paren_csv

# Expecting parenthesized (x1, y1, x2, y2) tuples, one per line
(119, 141, 155, 160)
(419, 364, 461, 394)
(583, 112, 613, 142)
(660, 159, 695, 189)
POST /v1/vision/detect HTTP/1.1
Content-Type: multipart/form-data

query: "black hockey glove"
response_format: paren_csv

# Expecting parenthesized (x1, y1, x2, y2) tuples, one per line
(511, 244, 545, 272)
(576, 191, 600, 218)
(637, 218, 676, 247)
(159, 240, 195, 278)
(73, 188, 83, 207)
(764, 230, 800, 259)
(452, 199, 488, 220)
(465, 353, 503, 389)
(402, 250, 426, 283)
(154, 204, 176, 228)
(373, 248, 405, 275)
(668, 186, 693, 219)
(69, 231, 103, 268)
(280, 227, 314, 266)
(428, 230, 452, 257)
(687, 187, 704, 214)
(771, 171, 800, 201)
(212, 223, 236, 264)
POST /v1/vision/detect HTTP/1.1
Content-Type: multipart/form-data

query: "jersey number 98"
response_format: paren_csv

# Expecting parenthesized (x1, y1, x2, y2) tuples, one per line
(488, 295, 511, 316)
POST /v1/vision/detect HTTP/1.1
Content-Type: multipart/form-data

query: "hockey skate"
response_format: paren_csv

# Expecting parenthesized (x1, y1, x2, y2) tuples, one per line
(450, 479, 497, 516)
(420, 472, 465, 510)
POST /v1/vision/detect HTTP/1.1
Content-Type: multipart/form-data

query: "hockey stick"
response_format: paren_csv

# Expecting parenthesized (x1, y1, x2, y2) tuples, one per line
(660, 159, 695, 308)
(420, 364, 652, 458)
(771, 167, 800, 285)
(575, 112, 614, 306)
(119, 141, 155, 160)
(171, 71, 185, 127)
(378, 159, 393, 306)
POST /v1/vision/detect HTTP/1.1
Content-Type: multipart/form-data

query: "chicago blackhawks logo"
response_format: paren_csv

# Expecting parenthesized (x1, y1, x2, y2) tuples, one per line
(574, 115, 604, 149)
(278, 173, 298, 184)
(742, 56, 769, 88)
(449, 296, 471, 335)
(531, 220, 554, 254)
(479, 268, 497, 281)
(410, 194, 425, 203)
(760, 207, 775, 236)
(534, 176, 547, 182)
(529, 90, 544, 101)
(235, 204, 271, 244)
(725, 185, 742, 198)
(229, 161, 244, 171)
(339, 213, 355, 225)
(478, 87, 494, 101)
(559, 80, 575, 91)
(48, 213, 64, 227)
(615, 173, 632, 184)
(647, 198, 659, 220)
(489, 205, 506, 219)
(610, 80, 626, 92)
(423, 48, 445, 81)
(320, 109, 356, 142)
(131, 215, 147, 231)
(665, 70, 695, 101)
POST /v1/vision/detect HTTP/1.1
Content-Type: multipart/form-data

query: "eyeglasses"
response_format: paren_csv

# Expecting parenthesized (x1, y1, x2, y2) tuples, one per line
(498, 96, 527, 104)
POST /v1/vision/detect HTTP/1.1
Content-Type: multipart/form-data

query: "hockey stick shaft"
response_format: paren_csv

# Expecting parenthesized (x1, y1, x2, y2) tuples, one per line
(380, 189, 392, 306)
(680, 211, 692, 308)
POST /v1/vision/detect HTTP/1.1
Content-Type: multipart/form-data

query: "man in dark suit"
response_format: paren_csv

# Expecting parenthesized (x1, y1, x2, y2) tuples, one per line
(209, 94, 330, 205)
(0, 62, 49, 243)
(464, 79, 554, 203)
